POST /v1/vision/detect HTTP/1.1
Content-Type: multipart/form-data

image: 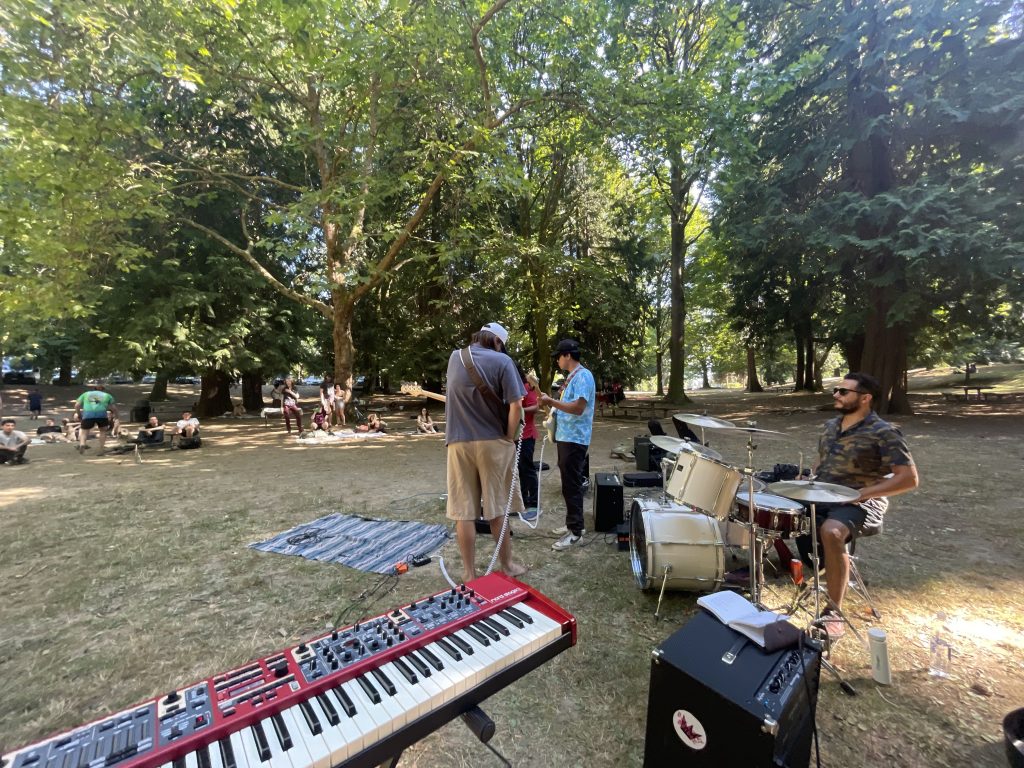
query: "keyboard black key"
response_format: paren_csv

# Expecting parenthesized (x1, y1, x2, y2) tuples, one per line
(316, 693, 340, 726)
(505, 605, 533, 624)
(218, 739, 237, 768)
(448, 633, 474, 655)
(331, 686, 358, 717)
(483, 616, 511, 636)
(475, 621, 501, 642)
(172, 758, 186, 768)
(269, 712, 292, 750)
(435, 637, 462, 661)
(356, 675, 382, 705)
(370, 667, 397, 696)
(417, 645, 445, 670)
(196, 746, 211, 768)
(250, 722, 271, 762)
(391, 657, 418, 685)
(463, 625, 490, 647)
(406, 652, 431, 678)
(297, 700, 323, 735)
(498, 609, 524, 629)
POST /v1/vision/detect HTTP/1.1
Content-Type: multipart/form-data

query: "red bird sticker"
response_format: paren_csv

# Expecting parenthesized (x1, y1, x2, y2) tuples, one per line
(672, 709, 707, 750)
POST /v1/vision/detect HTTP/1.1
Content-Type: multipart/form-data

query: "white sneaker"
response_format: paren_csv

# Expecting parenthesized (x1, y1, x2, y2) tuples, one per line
(552, 530, 584, 551)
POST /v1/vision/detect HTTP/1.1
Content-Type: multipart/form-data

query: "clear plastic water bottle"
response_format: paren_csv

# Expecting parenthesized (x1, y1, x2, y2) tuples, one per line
(928, 612, 953, 678)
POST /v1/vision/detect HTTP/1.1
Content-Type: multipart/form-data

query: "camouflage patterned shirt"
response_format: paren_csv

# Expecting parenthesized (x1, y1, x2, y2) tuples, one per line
(816, 410, 914, 520)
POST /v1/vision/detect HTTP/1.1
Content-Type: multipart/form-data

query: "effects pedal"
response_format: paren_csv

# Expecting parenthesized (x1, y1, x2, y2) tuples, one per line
(411, 554, 432, 567)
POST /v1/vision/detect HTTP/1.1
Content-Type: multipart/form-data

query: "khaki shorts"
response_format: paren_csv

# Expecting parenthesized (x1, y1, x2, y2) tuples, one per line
(446, 439, 525, 521)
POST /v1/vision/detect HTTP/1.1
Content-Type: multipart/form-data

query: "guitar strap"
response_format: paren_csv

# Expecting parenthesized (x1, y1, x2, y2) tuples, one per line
(460, 346, 510, 433)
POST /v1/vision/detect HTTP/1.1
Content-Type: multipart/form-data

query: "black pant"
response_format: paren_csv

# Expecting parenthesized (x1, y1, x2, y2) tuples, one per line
(0, 445, 28, 463)
(518, 437, 538, 508)
(557, 441, 589, 535)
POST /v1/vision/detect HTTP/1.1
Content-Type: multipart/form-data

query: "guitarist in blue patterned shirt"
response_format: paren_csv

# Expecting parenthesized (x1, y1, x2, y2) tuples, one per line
(539, 339, 596, 551)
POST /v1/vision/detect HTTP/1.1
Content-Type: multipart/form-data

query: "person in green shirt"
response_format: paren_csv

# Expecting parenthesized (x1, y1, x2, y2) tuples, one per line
(74, 385, 118, 455)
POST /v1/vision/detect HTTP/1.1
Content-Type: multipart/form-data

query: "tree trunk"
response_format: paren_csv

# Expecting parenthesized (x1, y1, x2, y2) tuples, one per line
(148, 373, 169, 402)
(665, 160, 691, 403)
(794, 330, 805, 392)
(701, 360, 711, 389)
(804, 336, 816, 390)
(859, 293, 911, 414)
(332, 300, 356, 391)
(241, 371, 264, 411)
(746, 344, 764, 392)
(195, 369, 233, 418)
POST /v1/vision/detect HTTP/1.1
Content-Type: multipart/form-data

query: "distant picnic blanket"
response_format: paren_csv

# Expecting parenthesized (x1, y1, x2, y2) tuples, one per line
(295, 431, 390, 444)
(249, 513, 449, 574)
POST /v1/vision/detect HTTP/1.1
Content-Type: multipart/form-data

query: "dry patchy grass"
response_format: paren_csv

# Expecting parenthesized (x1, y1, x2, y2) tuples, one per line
(1, 387, 1022, 767)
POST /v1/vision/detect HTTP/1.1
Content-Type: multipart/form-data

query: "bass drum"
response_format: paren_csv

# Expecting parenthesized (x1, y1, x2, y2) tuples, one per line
(629, 498, 725, 593)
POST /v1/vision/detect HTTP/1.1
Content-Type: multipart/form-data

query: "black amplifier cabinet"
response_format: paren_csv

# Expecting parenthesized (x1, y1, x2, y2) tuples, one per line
(593, 473, 623, 532)
(634, 435, 667, 472)
(643, 611, 821, 767)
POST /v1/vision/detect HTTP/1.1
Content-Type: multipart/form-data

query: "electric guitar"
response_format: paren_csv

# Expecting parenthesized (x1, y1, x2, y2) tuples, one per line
(542, 407, 556, 442)
(401, 381, 524, 441)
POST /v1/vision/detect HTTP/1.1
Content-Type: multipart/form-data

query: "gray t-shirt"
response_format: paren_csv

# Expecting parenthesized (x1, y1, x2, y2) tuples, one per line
(0, 430, 27, 448)
(444, 344, 525, 444)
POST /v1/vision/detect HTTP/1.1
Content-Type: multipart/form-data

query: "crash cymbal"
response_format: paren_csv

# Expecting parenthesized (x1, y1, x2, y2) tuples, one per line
(672, 413, 735, 430)
(650, 435, 724, 462)
(767, 480, 860, 504)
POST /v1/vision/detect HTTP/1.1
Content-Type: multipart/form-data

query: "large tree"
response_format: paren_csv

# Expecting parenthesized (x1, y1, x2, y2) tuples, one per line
(717, 0, 1024, 412)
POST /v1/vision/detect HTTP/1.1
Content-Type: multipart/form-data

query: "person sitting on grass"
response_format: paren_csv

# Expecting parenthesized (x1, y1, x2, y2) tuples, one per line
(416, 407, 438, 434)
(171, 411, 200, 448)
(0, 418, 30, 465)
(356, 412, 387, 433)
(36, 418, 64, 443)
(133, 415, 165, 447)
(61, 418, 81, 444)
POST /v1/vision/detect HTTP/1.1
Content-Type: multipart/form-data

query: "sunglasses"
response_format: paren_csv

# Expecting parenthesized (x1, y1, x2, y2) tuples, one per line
(832, 387, 865, 396)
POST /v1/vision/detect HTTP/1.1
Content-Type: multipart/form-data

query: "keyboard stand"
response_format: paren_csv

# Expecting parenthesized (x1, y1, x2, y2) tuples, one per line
(378, 704, 510, 768)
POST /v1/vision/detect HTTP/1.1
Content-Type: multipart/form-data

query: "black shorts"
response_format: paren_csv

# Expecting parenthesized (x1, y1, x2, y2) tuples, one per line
(81, 417, 111, 430)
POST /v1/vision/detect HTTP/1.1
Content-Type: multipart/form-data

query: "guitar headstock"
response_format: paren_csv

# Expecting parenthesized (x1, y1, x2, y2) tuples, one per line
(400, 381, 425, 397)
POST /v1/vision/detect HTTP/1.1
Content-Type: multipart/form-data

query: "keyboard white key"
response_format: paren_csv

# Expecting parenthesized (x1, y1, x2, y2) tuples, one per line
(306, 694, 359, 765)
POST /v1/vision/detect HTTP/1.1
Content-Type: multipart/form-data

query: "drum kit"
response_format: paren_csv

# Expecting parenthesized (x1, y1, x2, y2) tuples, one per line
(629, 413, 861, 627)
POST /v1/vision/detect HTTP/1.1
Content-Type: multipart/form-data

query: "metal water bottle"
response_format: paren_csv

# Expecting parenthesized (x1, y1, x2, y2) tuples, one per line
(868, 628, 891, 685)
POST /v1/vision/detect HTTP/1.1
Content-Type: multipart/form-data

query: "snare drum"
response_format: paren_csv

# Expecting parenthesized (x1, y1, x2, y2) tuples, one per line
(733, 492, 809, 538)
(629, 498, 725, 592)
(665, 450, 743, 520)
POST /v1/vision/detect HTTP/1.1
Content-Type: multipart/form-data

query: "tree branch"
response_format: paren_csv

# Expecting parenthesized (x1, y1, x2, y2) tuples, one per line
(179, 217, 332, 318)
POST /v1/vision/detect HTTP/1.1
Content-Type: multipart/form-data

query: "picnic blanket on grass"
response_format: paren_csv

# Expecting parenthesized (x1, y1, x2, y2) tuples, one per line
(249, 513, 449, 574)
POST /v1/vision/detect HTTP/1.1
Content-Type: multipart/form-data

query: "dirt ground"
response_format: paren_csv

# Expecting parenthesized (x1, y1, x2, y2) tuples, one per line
(1, 383, 1022, 767)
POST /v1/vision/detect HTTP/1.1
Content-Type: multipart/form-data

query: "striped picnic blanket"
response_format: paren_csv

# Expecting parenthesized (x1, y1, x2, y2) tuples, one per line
(249, 513, 450, 574)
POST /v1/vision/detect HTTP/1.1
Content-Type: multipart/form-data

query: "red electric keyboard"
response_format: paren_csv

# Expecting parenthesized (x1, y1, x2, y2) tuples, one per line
(2, 574, 576, 768)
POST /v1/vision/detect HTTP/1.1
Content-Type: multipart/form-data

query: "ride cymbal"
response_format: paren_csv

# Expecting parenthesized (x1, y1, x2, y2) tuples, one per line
(767, 480, 860, 504)
(672, 413, 735, 430)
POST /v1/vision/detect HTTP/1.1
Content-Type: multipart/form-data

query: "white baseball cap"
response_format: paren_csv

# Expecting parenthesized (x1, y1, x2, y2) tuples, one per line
(480, 322, 509, 345)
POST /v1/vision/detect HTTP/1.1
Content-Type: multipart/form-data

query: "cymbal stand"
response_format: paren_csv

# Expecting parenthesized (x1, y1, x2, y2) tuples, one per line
(742, 426, 763, 607)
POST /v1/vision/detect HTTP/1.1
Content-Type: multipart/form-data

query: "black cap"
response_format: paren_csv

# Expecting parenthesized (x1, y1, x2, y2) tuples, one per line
(552, 338, 580, 358)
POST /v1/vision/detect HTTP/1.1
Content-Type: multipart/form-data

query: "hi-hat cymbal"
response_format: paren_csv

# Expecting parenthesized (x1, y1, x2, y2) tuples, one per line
(650, 435, 723, 462)
(767, 480, 860, 504)
(673, 413, 735, 430)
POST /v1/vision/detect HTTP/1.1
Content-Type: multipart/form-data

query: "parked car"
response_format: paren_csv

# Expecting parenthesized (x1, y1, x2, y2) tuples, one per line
(109, 373, 135, 384)
(141, 374, 157, 384)
(3, 370, 37, 384)
(352, 375, 367, 390)
(51, 369, 82, 384)
(300, 375, 321, 386)
(174, 375, 200, 385)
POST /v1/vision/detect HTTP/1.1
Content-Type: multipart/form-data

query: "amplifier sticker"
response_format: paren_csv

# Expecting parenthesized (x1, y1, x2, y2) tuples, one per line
(672, 710, 707, 751)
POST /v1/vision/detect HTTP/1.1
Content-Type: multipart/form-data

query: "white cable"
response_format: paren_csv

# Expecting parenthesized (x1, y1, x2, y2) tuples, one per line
(484, 435, 523, 575)
(515, 433, 547, 531)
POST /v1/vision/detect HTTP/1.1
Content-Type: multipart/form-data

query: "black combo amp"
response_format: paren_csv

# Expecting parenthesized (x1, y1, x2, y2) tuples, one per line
(593, 472, 623, 532)
(634, 435, 667, 472)
(643, 611, 821, 767)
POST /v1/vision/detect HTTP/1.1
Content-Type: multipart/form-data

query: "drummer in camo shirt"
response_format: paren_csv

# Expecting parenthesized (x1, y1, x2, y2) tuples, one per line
(802, 371, 918, 639)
